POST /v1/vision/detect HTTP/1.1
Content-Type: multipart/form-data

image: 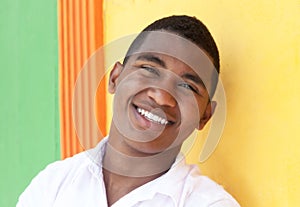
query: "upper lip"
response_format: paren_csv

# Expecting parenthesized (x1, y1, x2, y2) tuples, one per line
(132, 103, 177, 125)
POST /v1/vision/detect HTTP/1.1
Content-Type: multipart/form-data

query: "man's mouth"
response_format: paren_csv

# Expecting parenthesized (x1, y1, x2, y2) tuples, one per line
(136, 107, 169, 125)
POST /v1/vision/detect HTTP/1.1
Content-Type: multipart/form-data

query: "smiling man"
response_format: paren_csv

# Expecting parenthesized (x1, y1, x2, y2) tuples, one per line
(17, 15, 240, 207)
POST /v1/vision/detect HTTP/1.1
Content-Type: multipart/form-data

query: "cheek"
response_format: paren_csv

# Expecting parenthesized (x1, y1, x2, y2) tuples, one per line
(178, 97, 208, 126)
(182, 107, 200, 125)
(170, 101, 199, 148)
(115, 73, 144, 96)
(116, 70, 157, 92)
(179, 100, 201, 129)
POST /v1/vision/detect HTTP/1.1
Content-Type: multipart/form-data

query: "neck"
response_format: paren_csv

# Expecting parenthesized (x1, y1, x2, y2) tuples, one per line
(103, 167, 166, 206)
(104, 123, 181, 177)
(102, 142, 179, 177)
(102, 125, 182, 206)
(102, 141, 180, 206)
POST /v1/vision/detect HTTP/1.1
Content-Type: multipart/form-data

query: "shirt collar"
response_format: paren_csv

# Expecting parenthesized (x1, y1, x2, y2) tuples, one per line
(86, 136, 191, 205)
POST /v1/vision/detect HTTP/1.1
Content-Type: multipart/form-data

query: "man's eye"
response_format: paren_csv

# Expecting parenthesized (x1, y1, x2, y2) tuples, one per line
(179, 83, 198, 93)
(141, 65, 159, 75)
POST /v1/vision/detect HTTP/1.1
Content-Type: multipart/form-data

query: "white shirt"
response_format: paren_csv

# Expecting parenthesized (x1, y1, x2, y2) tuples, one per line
(17, 137, 240, 207)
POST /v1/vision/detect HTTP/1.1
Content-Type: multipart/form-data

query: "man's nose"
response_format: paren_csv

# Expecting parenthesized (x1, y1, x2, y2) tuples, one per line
(146, 88, 176, 107)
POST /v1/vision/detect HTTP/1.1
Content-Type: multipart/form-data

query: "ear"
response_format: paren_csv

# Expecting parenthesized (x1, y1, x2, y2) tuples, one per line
(197, 101, 217, 130)
(108, 62, 123, 94)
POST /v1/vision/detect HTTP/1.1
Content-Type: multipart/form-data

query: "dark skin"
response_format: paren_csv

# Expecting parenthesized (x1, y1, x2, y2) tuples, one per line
(103, 52, 215, 206)
(103, 168, 166, 206)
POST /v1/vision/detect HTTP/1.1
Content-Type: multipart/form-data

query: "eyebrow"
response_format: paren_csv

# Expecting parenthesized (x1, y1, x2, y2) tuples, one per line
(183, 73, 205, 86)
(136, 54, 166, 68)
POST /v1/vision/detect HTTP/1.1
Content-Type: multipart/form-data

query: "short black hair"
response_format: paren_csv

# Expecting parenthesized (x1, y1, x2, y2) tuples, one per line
(123, 15, 220, 73)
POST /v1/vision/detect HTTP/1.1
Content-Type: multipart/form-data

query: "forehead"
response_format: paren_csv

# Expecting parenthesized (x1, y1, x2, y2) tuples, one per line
(127, 31, 218, 96)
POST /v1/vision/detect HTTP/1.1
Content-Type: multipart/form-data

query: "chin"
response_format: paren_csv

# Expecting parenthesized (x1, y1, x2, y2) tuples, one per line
(124, 138, 175, 156)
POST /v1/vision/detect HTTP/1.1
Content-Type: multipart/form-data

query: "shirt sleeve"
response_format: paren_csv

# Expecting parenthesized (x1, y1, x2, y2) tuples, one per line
(182, 175, 241, 207)
(16, 159, 70, 207)
(16, 165, 57, 207)
(16, 152, 90, 207)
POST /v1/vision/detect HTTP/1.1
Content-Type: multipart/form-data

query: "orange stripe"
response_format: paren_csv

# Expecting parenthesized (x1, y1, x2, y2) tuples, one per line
(58, 0, 105, 159)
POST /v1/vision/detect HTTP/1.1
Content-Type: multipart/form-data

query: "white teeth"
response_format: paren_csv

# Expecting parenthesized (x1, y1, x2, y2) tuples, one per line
(136, 107, 169, 125)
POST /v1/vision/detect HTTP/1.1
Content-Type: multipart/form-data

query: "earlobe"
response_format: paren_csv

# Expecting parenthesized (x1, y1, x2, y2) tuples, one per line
(108, 62, 123, 94)
(197, 101, 217, 130)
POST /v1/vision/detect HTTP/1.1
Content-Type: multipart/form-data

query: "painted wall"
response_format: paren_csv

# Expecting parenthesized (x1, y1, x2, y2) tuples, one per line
(0, 0, 60, 206)
(104, 0, 300, 206)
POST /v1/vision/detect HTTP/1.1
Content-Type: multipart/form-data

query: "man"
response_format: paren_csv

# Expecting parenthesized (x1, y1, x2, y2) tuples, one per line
(17, 15, 240, 207)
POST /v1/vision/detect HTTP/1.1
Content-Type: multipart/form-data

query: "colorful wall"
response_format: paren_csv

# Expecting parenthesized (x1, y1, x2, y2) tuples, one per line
(0, 0, 60, 206)
(1, 0, 299, 206)
(104, 0, 300, 206)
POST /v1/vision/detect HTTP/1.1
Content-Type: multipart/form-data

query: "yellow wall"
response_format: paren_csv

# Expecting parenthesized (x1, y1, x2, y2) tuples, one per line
(103, 0, 300, 206)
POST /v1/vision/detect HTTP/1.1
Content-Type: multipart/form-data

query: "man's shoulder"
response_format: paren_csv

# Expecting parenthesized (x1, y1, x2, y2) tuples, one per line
(17, 139, 106, 205)
(163, 160, 240, 206)
(41, 141, 103, 174)
(43, 150, 90, 172)
(166, 160, 239, 207)
(184, 169, 240, 206)
(17, 150, 97, 206)
(31, 151, 92, 188)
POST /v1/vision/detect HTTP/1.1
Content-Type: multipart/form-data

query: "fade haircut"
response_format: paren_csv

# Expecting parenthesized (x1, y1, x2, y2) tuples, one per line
(123, 15, 220, 74)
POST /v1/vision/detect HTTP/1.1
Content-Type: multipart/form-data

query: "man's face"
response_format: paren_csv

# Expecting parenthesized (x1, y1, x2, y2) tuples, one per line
(108, 31, 217, 156)
(109, 51, 214, 155)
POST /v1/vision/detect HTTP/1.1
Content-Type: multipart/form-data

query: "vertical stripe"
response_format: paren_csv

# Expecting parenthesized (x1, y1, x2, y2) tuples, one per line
(58, 0, 105, 159)
(0, 0, 60, 205)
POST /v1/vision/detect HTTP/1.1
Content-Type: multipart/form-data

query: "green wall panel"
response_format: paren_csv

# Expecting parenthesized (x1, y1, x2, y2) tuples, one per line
(0, 0, 60, 206)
